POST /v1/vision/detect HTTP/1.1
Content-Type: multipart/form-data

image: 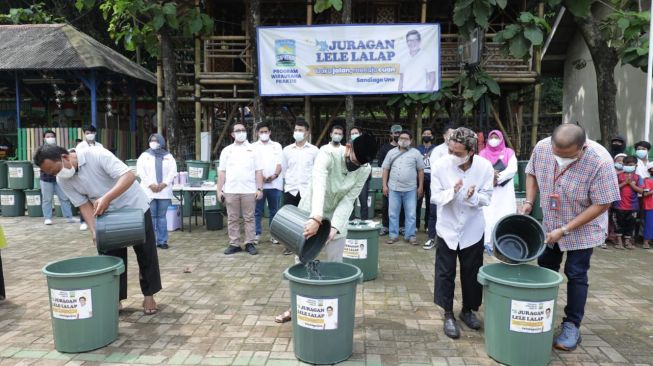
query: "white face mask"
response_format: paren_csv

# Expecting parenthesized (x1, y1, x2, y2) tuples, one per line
(234, 131, 247, 142)
(488, 138, 501, 148)
(85, 133, 96, 141)
(293, 131, 305, 142)
(57, 160, 76, 179)
(331, 134, 343, 143)
(350, 133, 360, 141)
(45, 137, 56, 145)
(259, 133, 270, 142)
(398, 140, 410, 149)
(554, 155, 577, 168)
(149, 142, 160, 150)
(449, 153, 469, 166)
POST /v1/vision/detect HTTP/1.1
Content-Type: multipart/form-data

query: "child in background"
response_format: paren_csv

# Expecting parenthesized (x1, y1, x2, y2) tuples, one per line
(606, 154, 628, 248)
(613, 155, 644, 249)
(641, 162, 653, 249)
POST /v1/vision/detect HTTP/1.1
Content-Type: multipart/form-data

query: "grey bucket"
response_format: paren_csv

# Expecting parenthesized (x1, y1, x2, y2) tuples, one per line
(95, 209, 145, 252)
(492, 214, 546, 265)
(270, 205, 331, 263)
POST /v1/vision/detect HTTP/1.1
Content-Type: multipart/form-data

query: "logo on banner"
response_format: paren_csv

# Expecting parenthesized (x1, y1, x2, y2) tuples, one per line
(275, 40, 296, 67)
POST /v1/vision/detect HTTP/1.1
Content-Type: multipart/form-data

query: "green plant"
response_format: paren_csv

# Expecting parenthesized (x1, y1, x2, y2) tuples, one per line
(601, 10, 650, 71)
(453, 0, 507, 38)
(0, 2, 63, 24)
(494, 12, 551, 59)
(314, 0, 342, 13)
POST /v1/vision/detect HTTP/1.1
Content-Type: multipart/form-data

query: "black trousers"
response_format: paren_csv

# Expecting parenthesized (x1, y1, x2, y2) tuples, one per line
(0, 252, 5, 300)
(284, 192, 302, 207)
(434, 236, 484, 312)
(613, 209, 637, 238)
(382, 195, 404, 228)
(100, 209, 162, 300)
(416, 177, 431, 229)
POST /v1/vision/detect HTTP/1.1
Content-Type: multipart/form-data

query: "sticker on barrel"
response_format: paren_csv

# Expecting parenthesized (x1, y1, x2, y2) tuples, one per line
(50, 289, 93, 320)
(8, 167, 23, 178)
(188, 167, 204, 179)
(0, 195, 14, 206)
(204, 194, 217, 207)
(296, 295, 338, 330)
(509, 299, 554, 333)
(27, 195, 41, 206)
(343, 239, 368, 259)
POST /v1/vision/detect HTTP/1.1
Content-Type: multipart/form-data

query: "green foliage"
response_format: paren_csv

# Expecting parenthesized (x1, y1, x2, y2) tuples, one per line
(0, 3, 64, 24)
(76, 0, 214, 56)
(454, 0, 507, 38)
(601, 10, 650, 71)
(494, 12, 550, 59)
(314, 0, 342, 14)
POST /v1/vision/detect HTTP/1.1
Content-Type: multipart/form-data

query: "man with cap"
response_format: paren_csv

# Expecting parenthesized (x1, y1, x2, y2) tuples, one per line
(275, 133, 377, 324)
(377, 124, 405, 235)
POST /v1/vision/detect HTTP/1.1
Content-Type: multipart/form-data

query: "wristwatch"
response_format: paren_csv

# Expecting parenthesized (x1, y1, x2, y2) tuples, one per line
(560, 226, 570, 236)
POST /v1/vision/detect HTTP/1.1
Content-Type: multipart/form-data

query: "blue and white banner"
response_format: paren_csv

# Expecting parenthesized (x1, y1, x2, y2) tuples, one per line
(257, 24, 440, 96)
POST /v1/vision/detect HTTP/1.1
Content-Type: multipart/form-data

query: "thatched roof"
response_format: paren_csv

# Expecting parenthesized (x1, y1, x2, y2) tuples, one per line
(0, 24, 155, 84)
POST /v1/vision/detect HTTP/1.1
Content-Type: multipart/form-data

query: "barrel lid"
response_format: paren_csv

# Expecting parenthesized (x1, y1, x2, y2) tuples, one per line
(347, 220, 382, 231)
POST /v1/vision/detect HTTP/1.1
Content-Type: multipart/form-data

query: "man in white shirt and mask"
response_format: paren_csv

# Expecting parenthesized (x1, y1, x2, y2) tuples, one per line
(253, 122, 283, 244)
(431, 127, 494, 339)
(76, 125, 104, 150)
(321, 125, 346, 153)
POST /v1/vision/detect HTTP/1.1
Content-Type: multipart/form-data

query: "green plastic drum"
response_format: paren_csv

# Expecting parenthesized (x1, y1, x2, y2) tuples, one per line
(6, 160, 34, 189)
(42, 256, 125, 353)
(284, 262, 362, 364)
(0, 160, 7, 188)
(478, 263, 563, 366)
(515, 191, 543, 221)
(33, 165, 41, 189)
(203, 191, 222, 211)
(516, 160, 528, 192)
(369, 167, 382, 191)
(25, 189, 43, 217)
(0, 189, 25, 217)
(185, 160, 210, 183)
(343, 220, 381, 281)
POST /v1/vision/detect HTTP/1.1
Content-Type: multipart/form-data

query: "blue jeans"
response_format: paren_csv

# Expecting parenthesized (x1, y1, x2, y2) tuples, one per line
(149, 199, 171, 245)
(255, 189, 282, 236)
(427, 203, 438, 239)
(40, 180, 72, 219)
(389, 189, 417, 240)
(538, 244, 593, 327)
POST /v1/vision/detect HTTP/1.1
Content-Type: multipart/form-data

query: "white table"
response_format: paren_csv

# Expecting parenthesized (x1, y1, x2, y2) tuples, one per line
(172, 185, 220, 233)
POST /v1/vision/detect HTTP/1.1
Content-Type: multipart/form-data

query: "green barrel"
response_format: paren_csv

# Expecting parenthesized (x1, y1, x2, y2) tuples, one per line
(203, 191, 222, 211)
(0, 189, 25, 217)
(516, 160, 528, 192)
(204, 210, 224, 230)
(369, 167, 382, 191)
(354, 190, 376, 220)
(271, 205, 331, 263)
(95, 209, 145, 252)
(284, 262, 363, 364)
(33, 165, 41, 189)
(182, 191, 193, 217)
(42, 256, 125, 353)
(25, 189, 43, 217)
(343, 220, 381, 281)
(478, 263, 563, 366)
(185, 160, 210, 183)
(7, 160, 34, 189)
(125, 159, 140, 183)
(0, 160, 7, 188)
(515, 191, 543, 222)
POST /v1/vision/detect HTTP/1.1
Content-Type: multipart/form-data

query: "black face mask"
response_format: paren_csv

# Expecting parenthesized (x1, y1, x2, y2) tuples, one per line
(393, 136, 399, 143)
(611, 143, 625, 155)
(345, 156, 361, 172)
(422, 136, 433, 143)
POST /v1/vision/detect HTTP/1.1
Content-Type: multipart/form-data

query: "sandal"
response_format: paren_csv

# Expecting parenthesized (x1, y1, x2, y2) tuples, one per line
(142, 298, 159, 316)
(275, 310, 292, 323)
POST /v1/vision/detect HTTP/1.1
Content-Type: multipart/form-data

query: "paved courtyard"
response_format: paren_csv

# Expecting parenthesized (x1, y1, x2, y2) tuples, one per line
(0, 215, 652, 366)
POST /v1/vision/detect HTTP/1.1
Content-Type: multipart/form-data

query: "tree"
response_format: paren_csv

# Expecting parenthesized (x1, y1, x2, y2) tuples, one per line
(76, 0, 213, 160)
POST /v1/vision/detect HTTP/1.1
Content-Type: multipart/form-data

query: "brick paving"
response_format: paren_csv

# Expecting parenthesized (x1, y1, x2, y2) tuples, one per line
(0, 215, 652, 365)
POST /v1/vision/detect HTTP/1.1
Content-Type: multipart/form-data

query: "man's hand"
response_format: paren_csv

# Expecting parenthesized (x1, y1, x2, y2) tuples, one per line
(303, 217, 321, 239)
(326, 227, 338, 243)
(382, 185, 389, 197)
(519, 202, 533, 215)
(545, 228, 564, 245)
(417, 186, 423, 199)
(255, 190, 263, 200)
(466, 185, 476, 199)
(149, 184, 159, 193)
(157, 183, 167, 191)
(93, 196, 110, 216)
(92, 230, 97, 248)
(453, 179, 463, 193)
(217, 191, 224, 203)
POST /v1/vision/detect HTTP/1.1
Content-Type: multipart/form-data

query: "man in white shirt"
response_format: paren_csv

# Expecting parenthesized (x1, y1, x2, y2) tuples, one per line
(424, 124, 455, 249)
(75, 125, 104, 150)
(217, 123, 264, 256)
(282, 120, 319, 207)
(431, 127, 494, 339)
(321, 125, 346, 153)
(399, 29, 436, 92)
(253, 122, 283, 244)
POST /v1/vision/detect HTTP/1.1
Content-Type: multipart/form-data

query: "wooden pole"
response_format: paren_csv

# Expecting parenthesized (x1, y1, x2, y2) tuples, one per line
(490, 104, 514, 150)
(342, 0, 354, 133)
(530, 2, 544, 149)
(156, 59, 163, 134)
(305, 0, 313, 127)
(194, 0, 202, 160)
(316, 102, 343, 146)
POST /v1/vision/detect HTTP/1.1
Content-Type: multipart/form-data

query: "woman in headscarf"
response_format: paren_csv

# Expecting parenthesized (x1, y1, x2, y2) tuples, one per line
(478, 130, 518, 251)
(137, 134, 178, 249)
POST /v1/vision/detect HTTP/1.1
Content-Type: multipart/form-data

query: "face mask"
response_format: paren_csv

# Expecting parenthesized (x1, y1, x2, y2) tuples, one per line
(345, 156, 360, 172)
(259, 133, 270, 142)
(449, 153, 469, 166)
(636, 150, 648, 159)
(45, 137, 56, 145)
(350, 133, 360, 141)
(611, 143, 624, 153)
(293, 131, 305, 142)
(85, 133, 96, 141)
(614, 163, 623, 170)
(57, 159, 76, 179)
(331, 134, 343, 143)
(398, 140, 410, 149)
(623, 165, 636, 173)
(393, 136, 400, 143)
(554, 155, 577, 168)
(149, 142, 160, 150)
(488, 138, 501, 148)
(422, 136, 433, 143)
(234, 132, 247, 142)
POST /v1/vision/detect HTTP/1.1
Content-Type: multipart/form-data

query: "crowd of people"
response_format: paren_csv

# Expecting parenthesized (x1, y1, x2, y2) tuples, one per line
(24, 118, 648, 353)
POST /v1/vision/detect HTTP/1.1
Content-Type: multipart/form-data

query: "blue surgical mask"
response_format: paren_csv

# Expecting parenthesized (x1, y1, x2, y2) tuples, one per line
(636, 150, 648, 159)
(614, 163, 623, 170)
(623, 165, 636, 173)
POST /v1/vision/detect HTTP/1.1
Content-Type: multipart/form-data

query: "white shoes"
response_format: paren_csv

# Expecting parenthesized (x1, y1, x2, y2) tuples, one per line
(80, 222, 88, 231)
(44, 219, 53, 225)
(66, 218, 76, 223)
(271, 238, 279, 244)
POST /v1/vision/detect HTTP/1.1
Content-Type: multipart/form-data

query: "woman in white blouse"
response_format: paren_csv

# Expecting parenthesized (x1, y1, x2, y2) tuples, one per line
(137, 134, 177, 249)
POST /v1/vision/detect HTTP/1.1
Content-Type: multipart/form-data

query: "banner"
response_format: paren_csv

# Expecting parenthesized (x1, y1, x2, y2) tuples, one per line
(257, 24, 440, 96)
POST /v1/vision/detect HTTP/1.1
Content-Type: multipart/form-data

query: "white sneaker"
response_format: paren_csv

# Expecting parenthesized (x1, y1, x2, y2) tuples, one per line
(422, 239, 435, 250)
(66, 218, 76, 223)
(271, 238, 279, 244)
(254, 235, 260, 244)
(79, 222, 88, 231)
(44, 219, 53, 225)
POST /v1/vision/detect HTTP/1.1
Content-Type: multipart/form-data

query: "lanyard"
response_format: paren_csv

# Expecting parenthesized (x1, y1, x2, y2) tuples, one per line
(553, 148, 585, 186)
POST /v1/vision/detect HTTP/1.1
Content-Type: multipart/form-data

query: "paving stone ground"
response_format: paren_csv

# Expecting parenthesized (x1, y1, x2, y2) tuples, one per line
(0, 215, 652, 366)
